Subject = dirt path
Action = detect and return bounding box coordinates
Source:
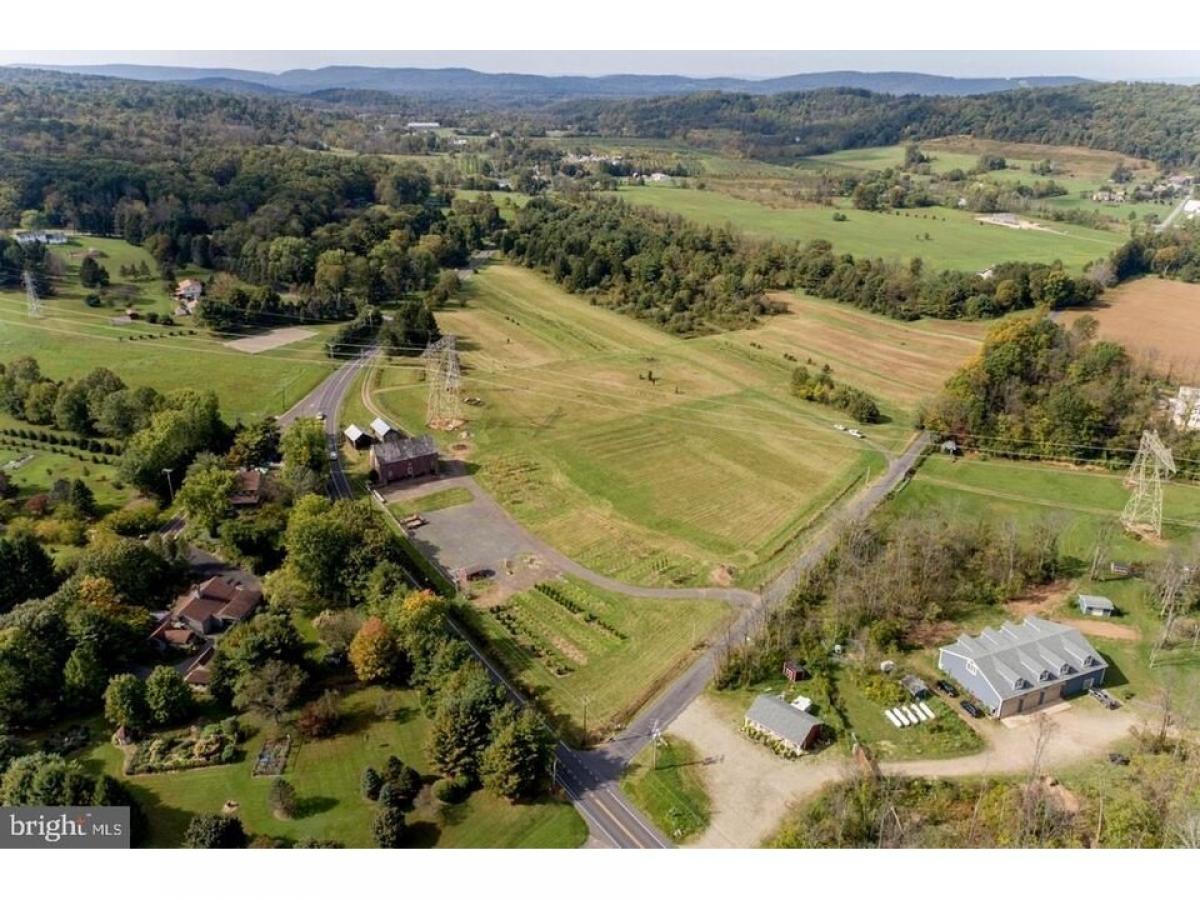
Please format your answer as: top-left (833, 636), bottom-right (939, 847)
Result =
top-left (1072, 618), bottom-right (1140, 640)
top-left (668, 695), bottom-right (847, 849)
top-left (667, 694), bottom-right (1141, 848)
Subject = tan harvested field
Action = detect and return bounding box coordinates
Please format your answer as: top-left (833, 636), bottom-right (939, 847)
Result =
top-left (1064, 277), bottom-right (1200, 381)
top-left (750, 293), bottom-right (987, 410)
top-left (224, 326), bottom-right (317, 354)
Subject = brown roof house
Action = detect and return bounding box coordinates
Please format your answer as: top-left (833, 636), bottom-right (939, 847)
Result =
top-left (150, 576), bottom-right (263, 647)
top-left (230, 468), bottom-right (265, 508)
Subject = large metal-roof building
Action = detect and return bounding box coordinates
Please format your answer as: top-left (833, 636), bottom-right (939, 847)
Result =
top-left (938, 616), bottom-right (1107, 718)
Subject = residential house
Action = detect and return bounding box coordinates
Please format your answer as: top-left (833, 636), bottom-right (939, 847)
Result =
top-left (229, 468), bottom-right (265, 508)
top-left (744, 694), bottom-right (824, 754)
top-left (150, 576), bottom-right (263, 648)
top-left (174, 279), bottom-right (204, 315)
top-left (938, 616), bottom-right (1107, 718)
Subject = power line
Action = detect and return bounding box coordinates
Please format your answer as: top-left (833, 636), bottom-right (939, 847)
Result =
top-left (23, 271), bottom-right (43, 318)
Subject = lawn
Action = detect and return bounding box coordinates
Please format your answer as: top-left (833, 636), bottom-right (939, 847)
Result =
top-left (462, 576), bottom-right (732, 744)
top-left (388, 487), bottom-right (474, 517)
top-left (0, 444), bottom-right (134, 513)
top-left (834, 671), bottom-right (984, 761)
top-left (613, 184), bottom-right (1126, 272)
top-left (890, 454), bottom-right (1200, 562)
top-left (75, 686), bottom-right (586, 848)
top-left (0, 238), bottom-right (336, 422)
top-left (368, 263), bottom-right (898, 588)
top-left (620, 736), bottom-right (711, 844)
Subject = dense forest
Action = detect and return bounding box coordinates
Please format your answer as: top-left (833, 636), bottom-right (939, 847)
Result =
top-left (502, 195), bottom-right (1107, 333)
top-left (549, 82), bottom-right (1200, 167)
top-left (922, 314), bottom-right (1200, 474)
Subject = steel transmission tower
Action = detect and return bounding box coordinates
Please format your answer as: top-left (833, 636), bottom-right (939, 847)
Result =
top-left (23, 271), bottom-right (43, 318)
top-left (422, 335), bottom-right (463, 429)
top-left (1121, 430), bottom-right (1176, 537)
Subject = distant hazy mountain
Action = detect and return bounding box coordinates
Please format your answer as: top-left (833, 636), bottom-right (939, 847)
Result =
top-left (9, 63), bottom-right (1094, 98)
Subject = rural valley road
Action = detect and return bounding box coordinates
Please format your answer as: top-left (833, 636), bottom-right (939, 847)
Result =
top-left (299, 350), bottom-right (930, 847)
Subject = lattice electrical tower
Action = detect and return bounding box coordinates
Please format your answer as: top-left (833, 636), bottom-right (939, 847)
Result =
top-left (23, 271), bottom-right (43, 318)
top-left (422, 335), bottom-right (463, 429)
top-left (1121, 430), bottom-right (1176, 537)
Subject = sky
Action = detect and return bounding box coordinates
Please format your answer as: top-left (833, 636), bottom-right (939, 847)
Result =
top-left (2, 50), bottom-right (1199, 80)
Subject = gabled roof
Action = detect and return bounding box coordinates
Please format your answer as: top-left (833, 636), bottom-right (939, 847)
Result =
top-left (344, 424), bottom-right (367, 443)
top-left (1078, 594), bottom-right (1115, 611)
top-left (373, 434), bottom-right (438, 464)
top-left (745, 694), bottom-right (823, 745)
top-left (370, 417), bottom-right (397, 439)
top-left (940, 616), bottom-right (1105, 702)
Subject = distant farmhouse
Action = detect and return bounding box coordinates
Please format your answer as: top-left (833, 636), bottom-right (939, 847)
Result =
top-left (14, 230), bottom-right (68, 245)
top-left (406, 121), bottom-right (440, 130)
top-left (938, 616), bottom-right (1107, 718)
top-left (744, 693), bottom-right (825, 754)
top-left (1169, 386), bottom-right (1200, 432)
top-left (174, 278), bottom-right (204, 315)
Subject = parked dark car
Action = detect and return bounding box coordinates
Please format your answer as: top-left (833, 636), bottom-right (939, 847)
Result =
top-left (935, 679), bottom-right (958, 697)
top-left (1108, 752), bottom-right (1130, 766)
top-left (960, 700), bottom-right (983, 719)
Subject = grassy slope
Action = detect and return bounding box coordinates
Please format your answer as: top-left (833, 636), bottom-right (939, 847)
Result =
top-left (614, 184), bottom-right (1125, 272)
top-left (370, 264), bottom-right (900, 588)
top-left (76, 686), bottom-right (586, 848)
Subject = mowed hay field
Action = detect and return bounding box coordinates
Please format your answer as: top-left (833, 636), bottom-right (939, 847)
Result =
top-left (1063, 278), bottom-right (1200, 382)
top-left (612, 184), bottom-right (1124, 271)
top-left (370, 264), bottom-right (955, 588)
top-left (0, 237), bottom-right (335, 421)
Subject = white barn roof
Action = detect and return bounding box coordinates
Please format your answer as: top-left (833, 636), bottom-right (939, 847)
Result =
top-left (370, 417), bottom-right (397, 439)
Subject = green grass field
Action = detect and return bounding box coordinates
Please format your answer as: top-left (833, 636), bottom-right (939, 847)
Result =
top-left (804, 138), bottom-right (1169, 222)
top-left (613, 184), bottom-right (1125, 272)
top-left (75, 686), bottom-right (586, 848)
top-left (891, 455), bottom-right (1200, 562)
top-left (369, 263), bottom-right (909, 588)
top-left (463, 576), bottom-right (731, 743)
top-left (388, 487), bottom-right (474, 517)
top-left (0, 444), bottom-right (133, 512)
top-left (620, 736), bottom-right (711, 843)
top-left (0, 236), bottom-right (335, 422)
